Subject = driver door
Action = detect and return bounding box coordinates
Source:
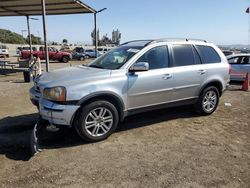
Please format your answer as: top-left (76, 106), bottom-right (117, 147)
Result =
top-left (127, 45), bottom-right (174, 110)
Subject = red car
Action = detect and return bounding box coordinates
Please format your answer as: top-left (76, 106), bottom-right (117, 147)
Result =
top-left (21, 47), bottom-right (72, 63)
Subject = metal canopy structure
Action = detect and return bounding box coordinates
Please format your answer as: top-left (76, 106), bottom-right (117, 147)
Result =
top-left (0, 0), bottom-right (97, 72)
top-left (0, 0), bottom-right (96, 16)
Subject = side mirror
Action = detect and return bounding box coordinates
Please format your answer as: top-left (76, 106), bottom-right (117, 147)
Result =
top-left (129, 62), bottom-right (149, 72)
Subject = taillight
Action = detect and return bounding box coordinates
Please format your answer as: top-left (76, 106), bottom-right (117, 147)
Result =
top-left (229, 64), bottom-right (232, 75)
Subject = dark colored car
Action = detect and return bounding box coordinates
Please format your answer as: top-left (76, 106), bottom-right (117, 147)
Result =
top-left (72, 52), bottom-right (85, 61)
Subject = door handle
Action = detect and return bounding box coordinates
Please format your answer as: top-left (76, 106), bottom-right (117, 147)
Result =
top-left (198, 69), bottom-right (206, 75)
top-left (162, 73), bottom-right (172, 80)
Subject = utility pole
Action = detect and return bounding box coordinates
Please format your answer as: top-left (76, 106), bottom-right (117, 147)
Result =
top-left (94, 8), bottom-right (107, 57)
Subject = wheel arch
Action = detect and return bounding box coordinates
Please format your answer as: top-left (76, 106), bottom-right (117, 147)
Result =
top-left (76, 92), bottom-right (125, 122)
top-left (199, 80), bottom-right (223, 96)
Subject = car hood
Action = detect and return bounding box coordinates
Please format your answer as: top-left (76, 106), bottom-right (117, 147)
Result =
top-left (36, 65), bottom-right (111, 88)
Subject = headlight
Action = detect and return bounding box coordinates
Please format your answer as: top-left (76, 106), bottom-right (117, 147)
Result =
top-left (43, 86), bottom-right (66, 102)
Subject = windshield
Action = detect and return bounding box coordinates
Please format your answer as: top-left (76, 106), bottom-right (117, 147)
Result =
top-left (88, 45), bottom-right (143, 70)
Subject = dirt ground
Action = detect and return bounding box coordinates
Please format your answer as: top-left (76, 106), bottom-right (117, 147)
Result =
top-left (0, 61), bottom-right (249, 188)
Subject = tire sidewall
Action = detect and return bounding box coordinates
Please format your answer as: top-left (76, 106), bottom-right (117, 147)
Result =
top-left (62, 56), bottom-right (69, 63)
top-left (198, 86), bottom-right (219, 115)
top-left (75, 101), bottom-right (119, 142)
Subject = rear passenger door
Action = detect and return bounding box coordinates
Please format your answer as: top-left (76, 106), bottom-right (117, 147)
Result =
top-left (171, 44), bottom-right (206, 100)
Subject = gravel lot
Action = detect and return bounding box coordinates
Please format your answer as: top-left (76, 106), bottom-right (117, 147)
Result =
top-left (0, 61), bottom-right (249, 188)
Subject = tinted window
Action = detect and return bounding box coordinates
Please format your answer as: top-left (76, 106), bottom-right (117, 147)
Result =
top-left (228, 57), bottom-right (239, 64)
top-left (241, 57), bottom-right (250, 64)
top-left (172, 44), bottom-right (195, 67)
top-left (136, 46), bottom-right (169, 70)
top-left (196, 45), bottom-right (221, 64)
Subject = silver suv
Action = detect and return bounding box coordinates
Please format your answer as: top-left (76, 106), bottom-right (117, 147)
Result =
top-left (30, 39), bottom-right (230, 142)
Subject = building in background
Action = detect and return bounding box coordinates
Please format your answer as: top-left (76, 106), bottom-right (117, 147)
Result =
top-left (91, 29), bottom-right (121, 46)
top-left (112, 29), bottom-right (121, 45)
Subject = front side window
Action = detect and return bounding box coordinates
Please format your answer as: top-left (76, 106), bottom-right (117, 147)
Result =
top-left (136, 46), bottom-right (169, 70)
top-left (88, 45), bottom-right (143, 70)
top-left (196, 45), bottom-right (221, 64)
top-left (172, 44), bottom-right (196, 67)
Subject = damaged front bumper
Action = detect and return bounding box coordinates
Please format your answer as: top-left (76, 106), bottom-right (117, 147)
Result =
top-left (30, 86), bottom-right (80, 127)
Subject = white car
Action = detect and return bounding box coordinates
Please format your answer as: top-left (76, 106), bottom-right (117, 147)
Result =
top-left (227, 54), bottom-right (250, 81)
top-left (97, 47), bottom-right (109, 55)
top-left (0, 45), bottom-right (9, 58)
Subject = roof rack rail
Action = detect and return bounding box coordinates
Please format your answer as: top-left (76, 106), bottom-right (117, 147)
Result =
top-left (186, 38), bottom-right (207, 43)
top-left (149, 38), bottom-right (207, 44)
top-left (120, 40), bottom-right (154, 47)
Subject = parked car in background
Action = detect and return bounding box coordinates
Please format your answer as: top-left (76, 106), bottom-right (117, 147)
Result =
top-left (227, 54), bottom-right (250, 81)
top-left (222, 50), bottom-right (234, 56)
top-left (21, 46), bottom-right (72, 63)
top-left (73, 47), bottom-right (85, 54)
top-left (0, 44), bottom-right (9, 57)
top-left (97, 47), bottom-right (109, 55)
top-left (30, 39), bottom-right (230, 142)
top-left (84, 49), bottom-right (100, 58)
top-left (72, 52), bottom-right (85, 61)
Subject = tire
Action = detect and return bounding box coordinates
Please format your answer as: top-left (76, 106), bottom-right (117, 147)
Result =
top-left (85, 55), bottom-right (90, 59)
top-left (195, 86), bottom-right (219, 115)
top-left (61, 56), bottom-right (70, 63)
top-left (79, 56), bottom-right (85, 61)
top-left (75, 100), bottom-right (119, 142)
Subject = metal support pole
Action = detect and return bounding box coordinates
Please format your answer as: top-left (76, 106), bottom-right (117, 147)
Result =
top-left (41, 0), bottom-right (49, 72)
top-left (26, 15), bottom-right (33, 60)
top-left (94, 13), bottom-right (98, 57)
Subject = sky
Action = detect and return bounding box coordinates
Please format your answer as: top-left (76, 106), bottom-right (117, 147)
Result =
top-left (0, 0), bottom-right (250, 45)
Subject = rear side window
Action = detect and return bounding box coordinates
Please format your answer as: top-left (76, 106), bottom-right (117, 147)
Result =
top-left (172, 44), bottom-right (196, 67)
top-left (196, 45), bottom-right (221, 64)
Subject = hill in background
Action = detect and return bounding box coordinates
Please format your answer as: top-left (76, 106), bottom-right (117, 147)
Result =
top-left (0, 29), bottom-right (26, 44)
top-left (0, 28), bottom-right (41, 45)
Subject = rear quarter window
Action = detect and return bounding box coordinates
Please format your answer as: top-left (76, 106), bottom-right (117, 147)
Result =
top-left (196, 45), bottom-right (221, 64)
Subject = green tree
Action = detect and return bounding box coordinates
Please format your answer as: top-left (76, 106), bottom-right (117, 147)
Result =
top-left (0, 29), bottom-right (27, 44)
top-left (62, 39), bottom-right (68, 44)
top-left (26, 34), bottom-right (42, 45)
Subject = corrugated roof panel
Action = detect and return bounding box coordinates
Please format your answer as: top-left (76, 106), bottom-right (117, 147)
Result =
top-left (0, 0), bottom-right (96, 16)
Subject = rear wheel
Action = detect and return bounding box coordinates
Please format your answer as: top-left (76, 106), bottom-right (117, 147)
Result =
top-left (195, 86), bottom-right (219, 115)
top-left (75, 100), bottom-right (119, 142)
top-left (85, 55), bottom-right (90, 59)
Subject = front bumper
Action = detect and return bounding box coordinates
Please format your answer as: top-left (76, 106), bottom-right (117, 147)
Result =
top-left (30, 86), bottom-right (80, 126)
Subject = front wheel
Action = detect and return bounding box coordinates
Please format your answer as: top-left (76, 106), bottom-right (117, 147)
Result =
top-left (195, 86), bottom-right (219, 115)
top-left (75, 100), bottom-right (119, 142)
top-left (61, 56), bottom-right (70, 63)
top-left (79, 56), bottom-right (85, 61)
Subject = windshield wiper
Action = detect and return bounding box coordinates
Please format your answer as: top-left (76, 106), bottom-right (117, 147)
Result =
top-left (89, 65), bottom-right (104, 69)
